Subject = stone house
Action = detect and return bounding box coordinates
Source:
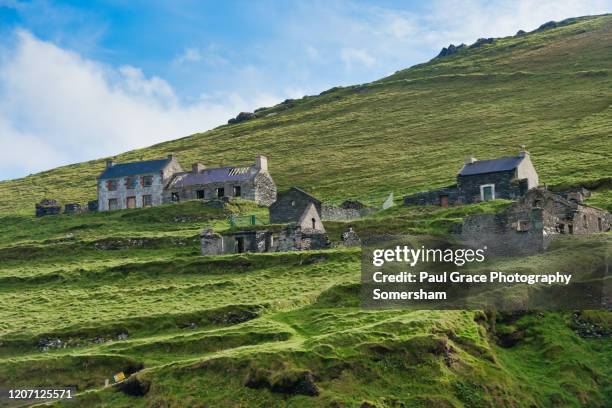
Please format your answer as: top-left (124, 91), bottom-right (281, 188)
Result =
top-left (164, 156), bottom-right (276, 206)
top-left (269, 187), bottom-right (322, 224)
top-left (97, 155), bottom-right (183, 211)
top-left (459, 188), bottom-right (610, 256)
top-left (404, 147), bottom-right (539, 206)
top-left (201, 201), bottom-right (328, 255)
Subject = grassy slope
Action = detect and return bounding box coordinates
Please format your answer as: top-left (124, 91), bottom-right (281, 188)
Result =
top-left (0, 15), bottom-right (611, 213)
top-left (0, 13), bottom-right (610, 408)
top-left (0, 200), bottom-right (609, 407)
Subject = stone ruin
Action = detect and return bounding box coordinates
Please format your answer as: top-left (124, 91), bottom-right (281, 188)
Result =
top-left (64, 203), bottom-right (83, 215)
top-left (321, 200), bottom-right (374, 221)
top-left (87, 200), bottom-right (99, 212)
top-left (35, 199), bottom-right (61, 217)
top-left (340, 226), bottom-right (360, 247)
top-left (201, 224), bottom-right (329, 256)
top-left (458, 188), bottom-right (610, 256)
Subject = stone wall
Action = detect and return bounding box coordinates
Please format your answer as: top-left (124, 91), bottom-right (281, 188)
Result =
top-left (64, 203), bottom-right (82, 215)
top-left (164, 170), bottom-right (276, 206)
top-left (253, 172), bottom-right (277, 206)
top-left (200, 229), bottom-right (224, 255)
top-left (165, 179), bottom-right (256, 203)
top-left (403, 186), bottom-right (459, 206)
top-left (459, 189), bottom-right (610, 256)
top-left (460, 209), bottom-right (548, 256)
top-left (457, 171), bottom-right (524, 202)
top-left (35, 199), bottom-right (61, 217)
top-left (201, 225), bottom-right (329, 255)
top-left (321, 200), bottom-right (373, 221)
top-left (98, 172), bottom-right (165, 211)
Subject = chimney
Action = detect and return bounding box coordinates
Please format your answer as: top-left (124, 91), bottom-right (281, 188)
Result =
top-left (167, 153), bottom-right (175, 161)
top-left (255, 155), bottom-right (268, 171)
top-left (192, 163), bottom-right (205, 173)
top-left (464, 155), bottom-right (477, 165)
top-left (518, 145), bottom-right (529, 157)
top-left (106, 160), bottom-right (115, 168)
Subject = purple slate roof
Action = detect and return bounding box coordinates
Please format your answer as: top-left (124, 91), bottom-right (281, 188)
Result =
top-left (458, 156), bottom-right (524, 176)
top-left (98, 158), bottom-right (170, 179)
top-left (169, 165), bottom-right (257, 188)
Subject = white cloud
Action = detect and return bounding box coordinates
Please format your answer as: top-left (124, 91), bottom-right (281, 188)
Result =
top-left (175, 47), bottom-right (202, 64)
top-left (174, 46), bottom-right (229, 67)
top-left (0, 31), bottom-right (286, 180)
top-left (340, 47), bottom-right (376, 69)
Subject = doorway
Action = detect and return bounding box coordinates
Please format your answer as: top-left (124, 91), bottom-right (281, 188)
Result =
top-left (480, 184), bottom-right (495, 201)
top-left (439, 195), bottom-right (449, 207)
top-left (236, 236), bottom-right (245, 253)
top-left (126, 196), bottom-right (136, 209)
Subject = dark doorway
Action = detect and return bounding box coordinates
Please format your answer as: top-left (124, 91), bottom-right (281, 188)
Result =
top-left (217, 187), bottom-right (225, 198)
top-left (171, 192), bottom-right (180, 202)
top-left (236, 237), bottom-right (245, 253)
top-left (233, 186), bottom-right (241, 197)
top-left (439, 195), bottom-right (449, 207)
top-left (196, 190), bottom-right (205, 199)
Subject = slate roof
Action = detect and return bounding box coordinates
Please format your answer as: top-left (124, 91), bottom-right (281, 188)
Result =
top-left (458, 156), bottom-right (524, 176)
top-left (99, 158), bottom-right (170, 179)
top-left (168, 166), bottom-right (256, 188)
top-left (284, 187), bottom-right (321, 204)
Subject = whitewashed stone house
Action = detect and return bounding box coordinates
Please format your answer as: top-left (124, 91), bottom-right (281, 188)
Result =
top-left (97, 155), bottom-right (182, 211)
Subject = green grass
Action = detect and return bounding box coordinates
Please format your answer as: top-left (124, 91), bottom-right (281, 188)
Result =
top-left (0, 13), bottom-right (610, 408)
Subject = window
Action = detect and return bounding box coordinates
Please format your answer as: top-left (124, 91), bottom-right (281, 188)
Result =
top-left (106, 180), bottom-right (118, 191)
top-left (108, 198), bottom-right (118, 210)
top-left (582, 214), bottom-right (588, 228)
top-left (216, 187), bottom-right (225, 198)
top-left (142, 175), bottom-right (153, 187)
top-left (480, 184), bottom-right (495, 201)
top-left (568, 224), bottom-right (574, 235)
top-left (196, 190), bottom-right (205, 199)
top-left (233, 186), bottom-right (242, 197)
top-left (142, 195), bottom-right (152, 207)
top-left (598, 218), bottom-right (603, 232)
top-left (126, 177), bottom-right (138, 189)
top-left (312, 218), bottom-right (316, 229)
top-left (171, 192), bottom-right (180, 202)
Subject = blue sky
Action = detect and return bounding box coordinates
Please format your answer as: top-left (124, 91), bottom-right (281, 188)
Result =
top-left (0, 0), bottom-right (610, 180)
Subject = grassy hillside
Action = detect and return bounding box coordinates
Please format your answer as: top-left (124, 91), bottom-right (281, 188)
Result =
top-left (0, 201), bottom-right (610, 407)
top-left (0, 14), bottom-right (611, 214)
top-left (0, 13), bottom-right (610, 408)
